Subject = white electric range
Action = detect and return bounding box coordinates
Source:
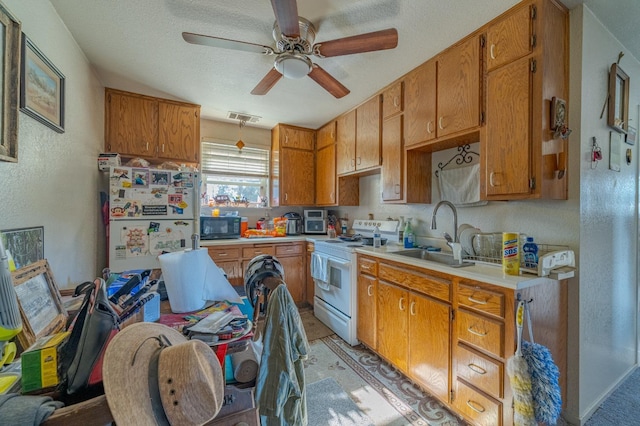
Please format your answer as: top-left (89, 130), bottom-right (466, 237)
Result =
top-left (311, 219), bottom-right (400, 345)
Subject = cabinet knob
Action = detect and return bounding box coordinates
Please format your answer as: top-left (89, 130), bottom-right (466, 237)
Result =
top-left (399, 297), bottom-right (406, 311)
top-left (410, 301), bottom-right (416, 316)
top-left (427, 121), bottom-right (433, 134)
top-left (367, 285), bottom-right (373, 296)
top-left (438, 116), bottom-right (445, 130)
top-left (490, 43), bottom-right (496, 60)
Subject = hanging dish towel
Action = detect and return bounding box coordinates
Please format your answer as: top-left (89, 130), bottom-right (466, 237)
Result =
top-left (310, 252), bottom-right (329, 283)
top-left (437, 164), bottom-right (487, 207)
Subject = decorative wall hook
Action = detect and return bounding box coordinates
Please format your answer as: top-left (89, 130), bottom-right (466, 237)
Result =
top-left (592, 137), bottom-right (602, 169)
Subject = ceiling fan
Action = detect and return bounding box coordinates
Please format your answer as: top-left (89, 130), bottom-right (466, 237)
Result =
top-left (182, 0), bottom-right (398, 99)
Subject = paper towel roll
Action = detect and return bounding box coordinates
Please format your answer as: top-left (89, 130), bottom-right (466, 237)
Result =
top-left (231, 348), bottom-right (258, 383)
top-left (159, 248), bottom-right (242, 313)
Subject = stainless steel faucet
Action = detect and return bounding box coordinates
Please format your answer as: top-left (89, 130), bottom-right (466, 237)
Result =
top-left (431, 200), bottom-right (458, 243)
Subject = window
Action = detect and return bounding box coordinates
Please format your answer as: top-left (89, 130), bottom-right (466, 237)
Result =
top-left (200, 139), bottom-right (269, 208)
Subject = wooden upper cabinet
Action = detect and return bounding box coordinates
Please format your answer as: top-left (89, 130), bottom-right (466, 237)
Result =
top-left (355, 95), bottom-right (382, 171)
top-left (336, 110), bottom-right (356, 175)
top-left (271, 124), bottom-right (315, 206)
top-left (105, 90), bottom-right (158, 157)
top-left (436, 36), bottom-right (481, 138)
top-left (381, 114), bottom-right (403, 202)
top-left (104, 88), bottom-right (200, 163)
top-left (316, 121), bottom-right (337, 206)
top-left (382, 81), bottom-right (403, 119)
top-left (282, 126), bottom-right (315, 150)
top-left (485, 57), bottom-right (531, 197)
top-left (486, 4), bottom-right (533, 71)
top-left (158, 103), bottom-right (199, 162)
top-left (404, 59), bottom-right (436, 147)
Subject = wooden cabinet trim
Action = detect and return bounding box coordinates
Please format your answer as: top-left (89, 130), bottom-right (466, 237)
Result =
top-left (378, 261), bottom-right (451, 302)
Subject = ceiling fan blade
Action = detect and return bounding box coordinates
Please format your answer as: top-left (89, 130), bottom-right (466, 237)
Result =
top-left (182, 32), bottom-right (274, 55)
top-left (271, 0), bottom-right (300, 38)
top-left (308, 64), bottom-right (350, 99)
top-left (314, 28), bottom-right (398, 58)
top-left (251, 68), bottom-right (283, 95)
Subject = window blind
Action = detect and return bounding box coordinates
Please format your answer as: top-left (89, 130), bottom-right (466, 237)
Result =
top-left (200, 141), bottom-right (269, 177)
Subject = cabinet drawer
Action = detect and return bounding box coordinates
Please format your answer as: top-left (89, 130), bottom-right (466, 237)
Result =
top-left (458, 283), bottom-right (505, 319)
top-left (276, 243), bottom-right (303, 257)
top-left (208, 247), bottom-right (241, 261)
top-left (456, 343), bottom-right (503, 399)
top-left (457, 309), bottom-right (504, 357)
top-left (453, 380), bottom-right (502, 426)
top-left (242, 246), bottom-right (275, 258)
top-left (358, 258), bottom-right (378, 276)
top-left (379, 263), bottom-right (450, 302)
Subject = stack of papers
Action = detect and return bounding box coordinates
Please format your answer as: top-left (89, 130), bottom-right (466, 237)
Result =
top-left (188, 311), bottom-right (236, 334)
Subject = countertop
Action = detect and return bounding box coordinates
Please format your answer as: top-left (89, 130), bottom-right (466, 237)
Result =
top-left (200, 236), bottom-right (560, 291)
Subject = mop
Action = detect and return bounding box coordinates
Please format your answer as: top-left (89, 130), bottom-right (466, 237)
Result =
top-left (506, 300), bottom-right (536, 426)
top-left (522, 301), bottom-right (562, 425)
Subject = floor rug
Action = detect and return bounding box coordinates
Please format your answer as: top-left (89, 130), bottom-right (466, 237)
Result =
top-left (307, 377), bottom-right (374, 426)
top-left (300, 309), bottom-right (335, 342)
top-left (584, 368), bottom-right (640, 425)
top-left (305, 335), bottom-right (466, 426)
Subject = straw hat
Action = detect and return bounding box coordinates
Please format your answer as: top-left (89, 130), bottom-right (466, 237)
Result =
top-left (103, 322), bottom-right (224, 426)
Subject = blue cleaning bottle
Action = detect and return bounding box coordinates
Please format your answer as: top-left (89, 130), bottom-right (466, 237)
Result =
top-left (403, 218), bottom-right (414, 248)
top-left (522, 236), bottom-right (539, 268)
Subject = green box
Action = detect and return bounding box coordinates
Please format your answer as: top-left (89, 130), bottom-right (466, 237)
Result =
top-left (21, 332), bottom-right (69, 394)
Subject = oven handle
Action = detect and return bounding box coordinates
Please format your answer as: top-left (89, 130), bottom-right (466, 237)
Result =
top-left (327, 258), bottom-right (351, 268)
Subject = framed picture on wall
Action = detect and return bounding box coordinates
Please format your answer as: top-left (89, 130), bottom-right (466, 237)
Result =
top-left (20, 35), bottom-right (65, 133)
top-left (0, 3), bottom-right (21, 163)
top-left (608, 63), bottom-right (630, 134)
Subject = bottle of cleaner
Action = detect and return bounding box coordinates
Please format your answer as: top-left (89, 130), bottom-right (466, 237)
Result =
top-left (403, 218), bottom-right (414, 248)
top-left (398, 216), bottom-right (405, 244)
top-left (373, 225), bottom-right (381, 248)
top-left (522, 236), bottom-right (539, 268)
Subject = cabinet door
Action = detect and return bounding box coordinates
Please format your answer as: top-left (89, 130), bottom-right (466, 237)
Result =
top-left (158, 103), bottom-right (200, 162)
top-left (336, 110), bottom-right (356, 175)
top-left (409, 292), bottom-right (451, 402)
top-left (382, 81), bottom-right (403, 119)
top-left (207, 247), bottom-right (242, 287)
top-left (486, 4), bottom-right (532, 71)
top-left (357, 273), bottom-right (377, 349)
top-left (278, 253), bottom-right (305, 304)
top-left (404, 60), bottom-right (436, 147)
top-left (105, 90), bottom-right (157, 156)
top-left (281, 148), bottom-right (315, 205)
top-left (381, 114), bottom-right (403, 201)
top-left (437, 36), bottom-right (481, 137)
top-left (282, 126), bottom-right (315, 150)
top-left (316, 122), bottom-right (336, 205)
top-left (377, 281), bottom-right (408, 373)
top-left (356, 96), bottom-right (381, 170)
top-left (485, 57), bottom-right (531, 197)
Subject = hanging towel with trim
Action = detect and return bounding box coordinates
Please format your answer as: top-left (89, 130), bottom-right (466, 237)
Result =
top-left (437, 164), bottom-right (487, 207)
top-left (310, 252), bottom-right (329, 282)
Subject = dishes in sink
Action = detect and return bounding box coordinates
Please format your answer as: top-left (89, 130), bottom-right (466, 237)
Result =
top-left (459, 226), bottom-right (480, 256)
top-left (456, 223), bottom-right (474, 242)
top-left (338, 234), bottom-right (361, 242)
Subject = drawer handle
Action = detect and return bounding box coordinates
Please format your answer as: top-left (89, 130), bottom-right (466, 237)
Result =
top-left (468, 363), bottom-right (487, 375)
top-left (361, 264), bottom-right (372, 271)
top-left (218, 253), bottom-right (228, 257)
top-left (410, 301), bottom-right (416, 316)
top-left (393, 96), bottom-right (399, 107)
top-left (438, 116), bottom-right (444, 130)
top-left (490, 43), bottom-right (496, 60)
top-left (367, 285), bottom-right (373, 296)
top-left (399, 297), bottom-right (406, 311)
top-left (467, 326), bottom-right (488, 337)
top-left (466, 400), bottom-right (486, 413)
top-left (427, 121), bottom-right (433, 134)
top-left (468, 295), bottom-right (488, 305)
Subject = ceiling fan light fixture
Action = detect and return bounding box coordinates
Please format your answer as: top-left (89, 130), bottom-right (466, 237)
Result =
top-left (274, 53), bottom-right (312, 79)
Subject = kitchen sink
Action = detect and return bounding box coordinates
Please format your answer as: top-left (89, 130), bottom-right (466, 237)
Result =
top-left (393, 249), bottom-right (474, 268)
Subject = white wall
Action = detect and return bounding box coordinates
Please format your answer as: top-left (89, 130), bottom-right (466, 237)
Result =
top-left (0, 0), bottom-right (104, 288)
top-left (573, 5), bottom-right (640, 424)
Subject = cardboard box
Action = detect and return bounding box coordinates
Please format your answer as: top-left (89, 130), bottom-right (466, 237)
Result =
top-left (98, 153), bottom-right (121, 171)
top-left (21, 332), bottom-right (70, 393)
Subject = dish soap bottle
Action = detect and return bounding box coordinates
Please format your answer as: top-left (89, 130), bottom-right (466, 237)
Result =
top-left (403, 218), bottom-right (414, 248)
top-left (522, 236), bottom-right (538, 268)
top-left (373, 225), bottom-right (381, 248)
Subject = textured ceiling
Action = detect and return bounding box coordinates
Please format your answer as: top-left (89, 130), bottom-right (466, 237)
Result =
top-left (49, 0), bottom-right (640, 130)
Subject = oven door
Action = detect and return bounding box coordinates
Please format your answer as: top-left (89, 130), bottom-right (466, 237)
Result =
top-left (313, 255), bottom-right (351, 316)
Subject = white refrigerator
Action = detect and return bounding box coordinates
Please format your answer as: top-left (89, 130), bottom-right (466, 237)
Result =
top-left (108, 166), bottom-right (200, 272)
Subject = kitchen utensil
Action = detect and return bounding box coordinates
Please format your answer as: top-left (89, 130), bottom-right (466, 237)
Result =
top-left (507, 300), bottom-right (536, 426)
top-left (361, 237), bottom-right (387, 246)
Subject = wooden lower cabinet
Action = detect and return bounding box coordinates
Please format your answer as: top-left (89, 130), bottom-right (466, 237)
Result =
top-left (207, 241), bottom-right (306, 304)
top-left (357, 254), bottom-right (567, 426)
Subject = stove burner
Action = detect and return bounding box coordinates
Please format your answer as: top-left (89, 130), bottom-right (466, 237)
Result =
top-left (347, 244), bottom-right (363, 248)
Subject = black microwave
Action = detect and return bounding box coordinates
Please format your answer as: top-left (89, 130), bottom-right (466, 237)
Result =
top-left (200, 216), bottom-right (241, 240)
